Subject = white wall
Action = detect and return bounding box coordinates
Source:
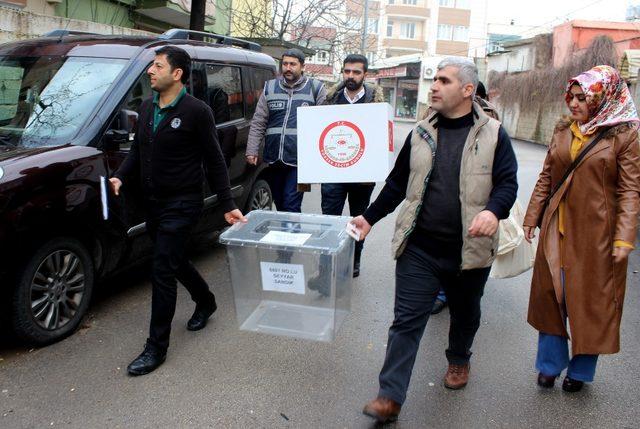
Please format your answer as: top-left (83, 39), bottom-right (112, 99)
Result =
top-left (467, 0), bottom-right (488, 58)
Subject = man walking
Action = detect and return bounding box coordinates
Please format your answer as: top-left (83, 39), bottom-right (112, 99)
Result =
top-left (110, 46), bottom-right (246, 376)
top-left (321, 54), bottom-right (383, 277)
top-left (246, 48), bottom-right (327, 212)
top-left (351, 57), bottom-right (518, 423)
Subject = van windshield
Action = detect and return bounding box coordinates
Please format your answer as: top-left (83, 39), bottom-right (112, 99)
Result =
top-left (0, 56), bottom-right (127, 148)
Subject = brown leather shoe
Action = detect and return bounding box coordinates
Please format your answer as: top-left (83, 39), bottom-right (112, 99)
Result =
top-left (444, 363), bottom-right (470, 390)
top-left (362, 396), bottom-right (401, 423)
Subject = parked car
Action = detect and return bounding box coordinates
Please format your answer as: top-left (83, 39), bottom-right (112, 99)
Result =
top-left (0, 29), bottom-right (276, 345)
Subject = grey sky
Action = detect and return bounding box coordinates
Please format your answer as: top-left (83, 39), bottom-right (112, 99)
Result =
top-left (487, 0), bottom-right (632, 36)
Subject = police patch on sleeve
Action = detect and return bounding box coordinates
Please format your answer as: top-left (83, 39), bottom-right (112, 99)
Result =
top-left (171, 118), bottom-right (181, 129)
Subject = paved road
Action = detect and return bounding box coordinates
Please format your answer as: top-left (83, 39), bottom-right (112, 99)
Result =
top-left (1, 129), bottom-right (639, 428)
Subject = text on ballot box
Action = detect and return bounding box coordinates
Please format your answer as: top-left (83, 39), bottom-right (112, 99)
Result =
top-left (218, 210), bottom-right (355, 342)
top-left (297, 102), bottom-right (394, 183)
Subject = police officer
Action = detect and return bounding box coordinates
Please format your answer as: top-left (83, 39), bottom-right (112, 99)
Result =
top-left (246, 48), bottom-right (327, 212)
top-left (110, 46), bottom-right (246, 376)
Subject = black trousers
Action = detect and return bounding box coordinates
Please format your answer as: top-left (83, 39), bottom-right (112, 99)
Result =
top-left (320, 182), bottom-right (375, 263)
top-left (378, 239), bottom-right (490, 405)
top-left (144, 199), bottom-right (215, 353)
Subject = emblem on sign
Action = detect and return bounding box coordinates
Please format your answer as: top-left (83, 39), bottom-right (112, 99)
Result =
top-left (318, 121), bottom-right (365, 168)
top-left (171, 118), bottom-right (181, 129)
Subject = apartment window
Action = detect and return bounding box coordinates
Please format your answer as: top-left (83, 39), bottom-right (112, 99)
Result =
top-left (387, 20), bottom-right (394, 37)
top-left (311, 51), bottom-right (329, 64)
top-left (400, 22), bottom-right (416, 39)
top-left (366, 51), bottom-right (375, 65)
top-left (388, 0), bottom-right (394, 4)
top-left (368, 18), bottom-right (379, 34)
top-left (455, 0), bottom-right (470, 8)
top-left (439, 0), bottom-right (454, 6)
top-left (453, 25), bottom-right (469, 41)
top-left (402, 0), bottom-right (417, 4)
top-left (437, 24), bottom-right (452, 40)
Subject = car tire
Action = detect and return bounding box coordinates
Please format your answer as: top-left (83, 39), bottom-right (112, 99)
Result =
top-left (11, 237), bottom-right (94, 346)
top-left (245, 179), bottom-right (273, 212)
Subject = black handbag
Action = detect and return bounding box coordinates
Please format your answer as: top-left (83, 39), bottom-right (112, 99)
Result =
top-left (536, 129), bottom-right (607, 228)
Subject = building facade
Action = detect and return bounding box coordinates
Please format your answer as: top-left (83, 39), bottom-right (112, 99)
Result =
top-left (0, 0), bottom-right (229, 40)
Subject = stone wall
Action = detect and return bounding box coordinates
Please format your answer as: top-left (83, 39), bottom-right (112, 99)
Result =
top-left (495, 100), bottom-right (566, 145)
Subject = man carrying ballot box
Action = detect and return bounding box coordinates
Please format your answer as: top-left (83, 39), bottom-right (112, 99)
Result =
top-left (351, 57), bottom-right (518, 423)
top-left (320, 54), bottom-right (384, 277)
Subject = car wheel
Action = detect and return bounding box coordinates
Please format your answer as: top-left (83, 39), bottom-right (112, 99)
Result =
top-left (245, 179), bottom-right (273, 212)
top-left (11, 237), bottom-right (94, 346)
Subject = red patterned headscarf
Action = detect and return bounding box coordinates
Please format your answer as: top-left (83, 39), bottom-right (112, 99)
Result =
top-left (566, 65), bottom-right (639, 135)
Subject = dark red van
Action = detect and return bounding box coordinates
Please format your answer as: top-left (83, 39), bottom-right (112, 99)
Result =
top-left (0, 29), bottom-right (275, 345)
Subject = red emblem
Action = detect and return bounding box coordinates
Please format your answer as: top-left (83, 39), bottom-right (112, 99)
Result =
top-left (318, 121), bottom-right (365, 168)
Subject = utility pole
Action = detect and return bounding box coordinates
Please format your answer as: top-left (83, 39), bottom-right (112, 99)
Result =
top-left (190, 0), bottom-right (207, 32)
top-left (361, 0), bottom-right (369, 54)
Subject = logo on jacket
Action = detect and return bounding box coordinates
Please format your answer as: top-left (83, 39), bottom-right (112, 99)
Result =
top-left (171, 118), bottom-right (181, 129)
top-left (318, 121), bottom-right (365, 168)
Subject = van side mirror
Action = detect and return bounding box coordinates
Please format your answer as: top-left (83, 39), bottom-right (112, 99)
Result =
top-left (103, 129), bottom-right (129, 151)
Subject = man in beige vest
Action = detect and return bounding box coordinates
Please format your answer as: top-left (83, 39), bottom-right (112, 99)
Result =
top-left (351, 57), bottom-right (518, 423)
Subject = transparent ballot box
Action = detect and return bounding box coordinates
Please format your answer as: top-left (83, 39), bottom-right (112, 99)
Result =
top-left (219, 210), bottom-right (354, 342)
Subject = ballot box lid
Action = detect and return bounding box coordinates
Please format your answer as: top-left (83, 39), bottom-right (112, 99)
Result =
top-left (219, 210), bottom-right (353, 254)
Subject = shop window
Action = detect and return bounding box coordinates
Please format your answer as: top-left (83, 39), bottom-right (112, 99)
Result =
top-left (395, 79), bottom-right (418, 119)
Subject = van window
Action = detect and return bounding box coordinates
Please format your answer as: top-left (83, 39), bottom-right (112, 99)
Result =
top-left (246, 67), bottom-right (274, 117)
top-left (205, 64), bottom-right (243, 124)
top-left (0, 56), bottom-right (127, 148)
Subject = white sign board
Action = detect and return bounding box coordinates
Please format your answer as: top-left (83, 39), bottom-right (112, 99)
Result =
top-left (297, 103), bottom-right (394, 183)
top-left (260, 262), bottom-right (306, 295)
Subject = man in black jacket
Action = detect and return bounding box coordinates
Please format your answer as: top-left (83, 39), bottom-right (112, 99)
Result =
top-left (110, 46), bottom-right (246, 376)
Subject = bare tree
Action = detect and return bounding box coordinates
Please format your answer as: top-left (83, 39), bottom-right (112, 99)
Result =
top-left (224, 0), bottom-right (381, 64)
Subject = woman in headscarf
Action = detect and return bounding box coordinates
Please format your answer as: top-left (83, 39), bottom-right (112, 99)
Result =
top-left (523, 65), bottom-right (640, 392)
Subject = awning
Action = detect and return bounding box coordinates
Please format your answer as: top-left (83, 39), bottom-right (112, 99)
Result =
top-left (620, 49), bottom-right (640, 82)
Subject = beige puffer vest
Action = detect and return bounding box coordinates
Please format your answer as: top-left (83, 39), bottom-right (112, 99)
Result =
top-left (391, 103), bottom-right (502, 270)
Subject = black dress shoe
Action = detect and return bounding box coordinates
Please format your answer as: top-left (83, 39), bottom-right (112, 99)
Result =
top-left (353, 260), bottom-right (361, 278)
top-left (431, 298), bottom-right (447, 315)
top-left (127, 347), bottom-right (166, 376)
top-left (562, 376), bottom-right (584, 392)
top-left (187, 300), bottom-right (217, 331)
top-left (537, 373), bottom-right (557, 388)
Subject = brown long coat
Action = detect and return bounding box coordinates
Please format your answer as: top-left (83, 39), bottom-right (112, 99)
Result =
top-left (523, 120), bottom-right (640, 355)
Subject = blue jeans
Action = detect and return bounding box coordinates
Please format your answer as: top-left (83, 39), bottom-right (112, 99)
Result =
top-left (536, 333), bottom-right (598, 382)
top-left (321, 182), bottom-right (375, 263)
top-left (266, 162), bottom-right (303, 213)
top-left (535, 268), bottom-right (598, 382)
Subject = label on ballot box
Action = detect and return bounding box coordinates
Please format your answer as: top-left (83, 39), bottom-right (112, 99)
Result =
top-left (297, 103), bottom-right (394, 183)
top-left (260, 262), bottom-right (306, 295)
